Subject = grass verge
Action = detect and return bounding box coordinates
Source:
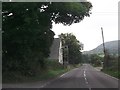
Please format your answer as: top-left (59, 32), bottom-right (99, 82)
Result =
top-left (91, 64), bottom-right (119, 79)
top-left (102, 69), bottom-right (120, 79)
top-left (3, 61), bottom-right (81, 83)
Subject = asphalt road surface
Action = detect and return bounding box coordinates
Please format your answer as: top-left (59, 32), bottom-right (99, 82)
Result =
top-left (2, 64), bottom-right (119, 90)
top-left (43, 64), bottom-right (118, 88)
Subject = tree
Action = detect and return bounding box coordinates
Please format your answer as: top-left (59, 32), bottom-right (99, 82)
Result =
top-left (2, 3), bottom-right (55, 76)
top-left (82, 54), bottom-right (90, 63)
top-left (2, 2), bottom-right (92, 76)
top-left (90, 54), bottom-right (103, 66)
top-left (59, 33), bottom-right (83, 64)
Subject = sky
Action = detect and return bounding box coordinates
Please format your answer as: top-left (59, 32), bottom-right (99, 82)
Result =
top-left (52, 0), bottom-right (119, 51)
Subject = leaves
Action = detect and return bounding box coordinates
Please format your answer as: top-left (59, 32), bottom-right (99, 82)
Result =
top-left (59, 33), bottom-right (83, 64)
top-left (2, 2), bottom-right (92, 77)
top-left (48, 2), bottom-right (92, 25)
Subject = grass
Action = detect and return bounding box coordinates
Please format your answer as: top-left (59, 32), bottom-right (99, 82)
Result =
top-left (31, 68), bottom-right (69, 81)
top-left (102, 69), bottom-right (119, 79)
top-left (33, 63), bottom-right (82, 81)
top-left (3, 60), bottom-right (80, 83)
top-left (91, 63), bottom-right (119, 79)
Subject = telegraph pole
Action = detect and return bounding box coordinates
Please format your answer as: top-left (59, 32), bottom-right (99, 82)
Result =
top-left (65, 45), bottom-right (69, 67)
top-left (101, 27), bottom-right (106, 55)
top-left (101, 27), bottom-right (106, 69)
top-left (63, 45), bottom-right (69, 68)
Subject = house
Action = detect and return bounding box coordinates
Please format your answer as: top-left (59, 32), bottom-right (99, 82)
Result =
top-left (48, 38), bottom-right (63, 64)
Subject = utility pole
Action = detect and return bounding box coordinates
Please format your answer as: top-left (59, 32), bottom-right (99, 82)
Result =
top-left (63, 45), bottom-right (69, 68)
top-left (65, 45), bottom-right (69, 67)
top-left (101, 27), bottom-right (106, 69)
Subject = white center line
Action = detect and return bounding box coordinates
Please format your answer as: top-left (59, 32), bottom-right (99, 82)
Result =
top-left (83, 70), bottom-right (89, 85)
top-left (84, 70), bottom-right (86, 77)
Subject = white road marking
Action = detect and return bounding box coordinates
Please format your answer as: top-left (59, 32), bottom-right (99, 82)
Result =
top-left (60, 68), bottom-right (79, 78)
top-left (84, 77), bottom-right (88, 84)
top-left (84, 73), bottom-right (86, 77)
top-left (83, 70), bottom-right (89, 85)
top-left (84, 70), bottom-right (86, 74)
top-left (86, 81), bottom-right (88, 84)
top-left (85, 77), bottom-right (87, 80)
top-left (83, 69), bottom-right (91, 90)
top-left (41, 67), bottom-right (81, 87)
top-left (40, 82), bottom-right (50, 88)
top-left (84, 70), bottom-right (86, 77)
top-left (60, 74), bottom-right (66, 77)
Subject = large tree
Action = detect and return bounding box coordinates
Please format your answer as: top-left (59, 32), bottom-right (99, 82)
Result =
top-left (2, 2), bottom-right (92, 75)
top-left (59, 33), bottom-right (83, 64)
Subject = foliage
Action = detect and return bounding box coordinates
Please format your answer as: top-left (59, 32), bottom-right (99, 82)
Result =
top-left (102, 55), bottom-right (119, 79)
top-left (90, 54), bottom-right (103, 66)
top-left (3, 60), bottom-right (67, 83)
top-left (82, 54), bottom-right (90, 63)
top-left (59, 33), bottom-right (83, 64)
top-left (48, 2), bottom-right (92, 25)
top-left (2, 2), bottom-right (92, 78)
top-left (2, 2), bottom-right (55, 76)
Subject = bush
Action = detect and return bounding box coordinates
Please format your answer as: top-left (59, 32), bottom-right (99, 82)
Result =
top-left (46, 60), bottom-right (64, 70)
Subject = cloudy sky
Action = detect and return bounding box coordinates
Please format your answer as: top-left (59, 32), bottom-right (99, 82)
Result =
top-left (52, 0), bottom-right (119, 51)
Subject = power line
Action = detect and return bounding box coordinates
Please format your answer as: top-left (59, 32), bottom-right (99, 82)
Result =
top-left (91, 12), bottom-right (118, 14)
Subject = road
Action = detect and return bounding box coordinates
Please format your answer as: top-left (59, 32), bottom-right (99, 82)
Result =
top-left (43, 64), bottom-right (118, 88)
top-left (2, 64), bottom-right (119, 89)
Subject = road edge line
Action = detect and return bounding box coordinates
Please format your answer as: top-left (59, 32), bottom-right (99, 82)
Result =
top-left (102, 72), bottom-right (119, 80)
top-left (95, 68), bottom-right (119, 80)
top-left (41, 67), bottom-right (81, 87)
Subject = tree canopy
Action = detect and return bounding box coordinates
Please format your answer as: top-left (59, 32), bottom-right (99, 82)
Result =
top-left (59, 33), bottom-right (83, 64)
top-left (2, 2), bottom-right (92, 76)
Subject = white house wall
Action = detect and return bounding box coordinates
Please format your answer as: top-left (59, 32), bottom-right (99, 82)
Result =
top-left (59, 40), bottom-right (63, 64)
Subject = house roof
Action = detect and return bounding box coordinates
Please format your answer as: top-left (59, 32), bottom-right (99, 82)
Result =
top-left (49, 38), bottom-right (61, 60)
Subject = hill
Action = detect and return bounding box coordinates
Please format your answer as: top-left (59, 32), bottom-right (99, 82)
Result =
top-left (83, 40), bottom-right (119, 55)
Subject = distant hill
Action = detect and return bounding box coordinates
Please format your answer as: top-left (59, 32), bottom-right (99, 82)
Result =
top-left (83, 40), bottom-right (119, 55)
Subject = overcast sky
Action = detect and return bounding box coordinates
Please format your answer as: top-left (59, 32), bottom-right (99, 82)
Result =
top-left (52, 0), bottom-right (119, 51)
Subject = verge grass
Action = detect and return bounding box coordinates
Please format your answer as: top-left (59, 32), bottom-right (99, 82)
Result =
top-left (3, 60), bottom-right (81, 83)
